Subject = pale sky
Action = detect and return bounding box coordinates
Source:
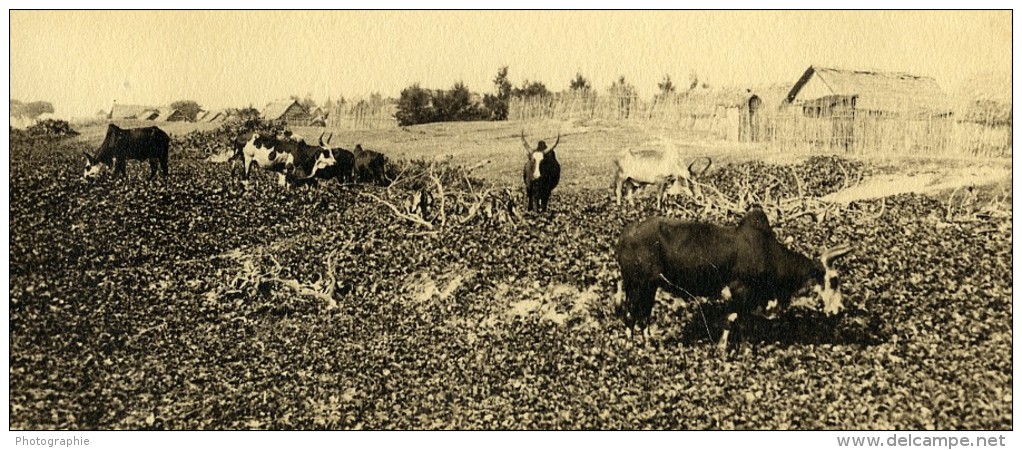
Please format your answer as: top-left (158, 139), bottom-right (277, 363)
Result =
top-left (9, 10), bottom-right (1013, 118)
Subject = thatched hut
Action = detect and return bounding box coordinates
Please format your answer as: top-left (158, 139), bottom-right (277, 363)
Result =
top-left (108, 104), bottom-right (158, 120)
top-left (782, 66), bottom-right (951, 118)
top-left (670, 85), bottom-right (789, 142)
top-left (154, 108), bottom-right (189, 122)
top-left (262, 100), bottom-right (310, 125)
top-left (771, 66), bottom-right (955, 153)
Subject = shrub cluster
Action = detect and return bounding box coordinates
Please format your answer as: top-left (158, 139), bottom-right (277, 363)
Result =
top-left (396, 83), bottom-right (490, 126)
top-left (172, 118), bottom-right (288, 158)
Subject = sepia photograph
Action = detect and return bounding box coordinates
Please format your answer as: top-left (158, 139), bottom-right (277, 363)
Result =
top-left (6, 6), bottom-right (1014, 441)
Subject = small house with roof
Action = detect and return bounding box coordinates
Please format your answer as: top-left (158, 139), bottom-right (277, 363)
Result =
top-left (782, 66), bottom-right (951, 118)
top-left (262, 100), bottom-right (310, 124)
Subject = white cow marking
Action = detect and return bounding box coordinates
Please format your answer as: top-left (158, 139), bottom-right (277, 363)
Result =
top-left (530, 151), bottom-right (544, 180)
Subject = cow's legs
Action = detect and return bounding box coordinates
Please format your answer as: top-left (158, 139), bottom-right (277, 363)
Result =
top-left (615, 176), bottom-right (625, 205)
top-left (540, 190), bottom-right (552, 212)
top-left (657, 177), bottom-right (675, 211)
top-left (148, 159), bottom-right (159, 180)
top-left (718, 286), bottom-right (764, 353)
top-left (114, 158), bottom-right (127, 179)
top-left (717, 312), bottom-right (739, 354)
top-left (160, 156), bottom-right (169, 177)
top-left (622, 280), bottom-right (657, 342)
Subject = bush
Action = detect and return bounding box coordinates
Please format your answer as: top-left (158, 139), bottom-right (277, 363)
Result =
top-left (396, 84), bottom-right (436, 126)
top-left (384, 157), bottom-right (485, 192)
top-left (26, 119), bottom-right (79, 138)
top-left (397, 82), bottom-right (493, 126)
top-left (172, 118), bottom-right (288, 158)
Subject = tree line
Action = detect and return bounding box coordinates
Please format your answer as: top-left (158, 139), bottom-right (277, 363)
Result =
top-left (394, 67), bottom-right (710, 126)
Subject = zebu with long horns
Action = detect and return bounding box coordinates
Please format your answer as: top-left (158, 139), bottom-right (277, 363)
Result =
top-left (615, 206), bottom-right (853, 350)
top-left (521, 130), bottom-right (561, 212)
top-left (283, 132), bottom-right (355, 185)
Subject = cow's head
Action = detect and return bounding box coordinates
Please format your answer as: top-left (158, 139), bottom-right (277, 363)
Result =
top-left (523, 132), bottom-right (560, 182)
top-left (285, 144), bottom-right (336, 180)
top-left (815, 245), bottom-right (854, 315)
top-left (82, 152), bottom-right (107, 179)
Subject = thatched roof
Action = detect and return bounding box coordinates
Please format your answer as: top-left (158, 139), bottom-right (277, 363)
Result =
top-left (678, 87), bottom-right (754, 109)
top-left (154, 108), bottom-right (187, 122)
top-left (204, 109), bottom-right (226, 122)
top-left (262, 100), bottom-right (307, 121)
top-left (109, 104), bottom-right (158, 119)
top-left (785, 66), bottom-right (951, 116)
top-left (138, 109), bottom-right (160, 120)
top-left (668, 85), bottom-right (791, 116)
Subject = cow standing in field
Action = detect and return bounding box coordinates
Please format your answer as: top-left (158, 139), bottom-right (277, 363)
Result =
top-left (521, 131), bottom-right (561, 212)
top-left (614, 148), bottom-right (709, 210)
top-left (239, 132), bottom-right (290, 185)
top-left (83, 124), bottom-right (171, 179)
top-left (352, 144), bottom-right (387, 185)
top-left (615, 206), bottom-right (852, 350)
top-left (283, 133), bottom-right (348, 186)
top-left (239, 132), bottom-right (338, 187)
top-left (314, 133), bottom-right (356, 184)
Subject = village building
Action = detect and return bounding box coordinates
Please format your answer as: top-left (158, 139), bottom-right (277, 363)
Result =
top-left (108, 104), bottom-right (159, 120)
top-left (154, 107), bottom-right (189, 122)
top-left (782, 66), bottom-right (951, 118)
top-left (262, 99), bottom-right (310, 125)
top-left (772, 66), bottom-right (953, 152)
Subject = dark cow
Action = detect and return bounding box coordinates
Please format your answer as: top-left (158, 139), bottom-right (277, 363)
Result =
top-left (282, 133), bottom-right (343, 185)
top-left (83, 124), bottom-right (170, 179)
top-left (521, 131), bottom-right (561, 212)
top-left (313, 133), bottom-right (356, 184)
top-left (352, 144), bottom-right (387, 185)
top-left (615, 206), bottom-right (852, 350)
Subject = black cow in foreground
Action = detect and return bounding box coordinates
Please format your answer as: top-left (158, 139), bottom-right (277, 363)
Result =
top-left (352, 144), bottom-right (387, 185)
top-left (83, 124), bottom-right (171, 179)
top-left (521, 131), bottom-right (561, 212)
top-left (615, 207), bottom-right (852, 351)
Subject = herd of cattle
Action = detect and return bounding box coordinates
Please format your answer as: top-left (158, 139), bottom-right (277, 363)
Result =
top-left (79, 124), bottom-right (854, 351)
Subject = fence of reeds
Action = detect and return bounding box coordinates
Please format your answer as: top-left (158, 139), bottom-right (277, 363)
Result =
top-left (322, 98), bottom-right (398, 130)
top-left (511, 92), bottom-right (1011, 157)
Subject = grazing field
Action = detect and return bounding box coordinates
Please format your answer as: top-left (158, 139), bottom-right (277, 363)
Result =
top-left (9, 120), bottom-right (1012, 430)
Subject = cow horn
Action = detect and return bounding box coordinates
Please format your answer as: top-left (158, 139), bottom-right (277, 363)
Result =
top-left (326, 133), bottom-right (333, 145)
top-left (294, 169), bottom-right (318, 181)
top-left (547, 133), bottom-right (561, 152)
top-left (820, 245), bottom-right (853, 268)
top-left (318, 132), bottom-right (326, 147)
top-left (688, 157), bottom-right (712, 176)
